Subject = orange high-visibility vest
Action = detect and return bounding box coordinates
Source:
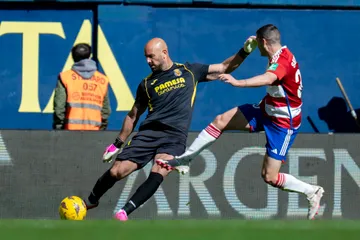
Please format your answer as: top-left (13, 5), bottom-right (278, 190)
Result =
top-left (60, 70), bottom-right (109, 130)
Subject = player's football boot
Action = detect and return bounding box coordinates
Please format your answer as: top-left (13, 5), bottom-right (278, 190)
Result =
top-left (307, 186), bottom-right (325, 220)
top-left (84, 199), bottom-right (99, 210)
top-left (114, 209), bottom-right (128, 221)
top-left (156, 157), bottom-right (190, 175)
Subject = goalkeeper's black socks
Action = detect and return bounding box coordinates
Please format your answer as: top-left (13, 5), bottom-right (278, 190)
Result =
top-left (122, 172), bottom-right (164, 215)
top-left (88, 169), bottom-right (118, 205)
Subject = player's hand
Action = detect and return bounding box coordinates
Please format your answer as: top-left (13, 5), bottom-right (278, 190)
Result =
top-left (102, 137), bottom-right (124, 163)
top-left (244, 36), bottom-right (257, 53)
top-left (219, 74), bottom-right (239, 86)
top-left (102, 144), bottom-right (120, 163)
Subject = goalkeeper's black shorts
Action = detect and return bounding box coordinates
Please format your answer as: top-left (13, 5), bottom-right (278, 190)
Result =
top-left (115, 123), bottom-right (186, 169)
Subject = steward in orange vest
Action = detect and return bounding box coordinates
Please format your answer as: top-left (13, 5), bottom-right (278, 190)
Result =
top-left (53, 43), bottom-right (111, 130)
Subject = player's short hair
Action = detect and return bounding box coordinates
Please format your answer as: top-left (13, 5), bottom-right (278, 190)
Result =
top-left (256, 24), bottom-right (281, 45)
top-left (71, 43), bottom-right (91, 62)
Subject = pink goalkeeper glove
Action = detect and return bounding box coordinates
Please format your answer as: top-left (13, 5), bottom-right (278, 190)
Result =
top-left (102, 137), bottom-right (123, 163)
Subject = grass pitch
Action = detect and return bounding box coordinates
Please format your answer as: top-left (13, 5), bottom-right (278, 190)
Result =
top-left (0, 219), bottom-right (359, 240)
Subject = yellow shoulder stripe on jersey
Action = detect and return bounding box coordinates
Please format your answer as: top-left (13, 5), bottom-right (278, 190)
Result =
top-left (178, 63), bottom-right (197, 107)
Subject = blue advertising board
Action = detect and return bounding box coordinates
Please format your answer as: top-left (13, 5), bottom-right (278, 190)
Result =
top-left (0, 7), bottom-right (359, 133)
top-left (0, 10), bottom-right (93, 129)
top-left (2, 0), bottom-right (360, 7)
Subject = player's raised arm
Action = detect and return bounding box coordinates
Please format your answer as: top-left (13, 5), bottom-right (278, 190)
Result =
top-left (219, 53), bottom-right (289, 88)
top-left (219, 71), bottom-right (278, 88)
top-left (102, 81), bottom-right (148, 163)
top-left (206, 36), bottom-right (257, 81)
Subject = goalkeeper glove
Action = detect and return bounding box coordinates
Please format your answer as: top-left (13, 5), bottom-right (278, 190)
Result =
top-left (244, 36), bottom-right (257, 54)
top-left (102, 137), bottom-right (124, 163)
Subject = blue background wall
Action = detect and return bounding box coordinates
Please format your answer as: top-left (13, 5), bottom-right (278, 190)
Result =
top-left (0, 2), bottom-right (359, 133)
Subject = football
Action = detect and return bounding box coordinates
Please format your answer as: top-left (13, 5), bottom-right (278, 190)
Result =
top-left (59, 196), bottom-right (87, 220)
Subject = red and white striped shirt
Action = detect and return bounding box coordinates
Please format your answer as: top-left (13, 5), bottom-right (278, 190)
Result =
top-left (260, 46), bottom-right (303, 129)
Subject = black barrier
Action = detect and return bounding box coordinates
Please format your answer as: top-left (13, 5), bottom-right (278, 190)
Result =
top-left (0, 130), bottom-right (359, 219)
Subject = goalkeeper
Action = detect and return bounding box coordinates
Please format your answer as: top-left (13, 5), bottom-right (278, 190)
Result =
top-left (84, 36), bottom-right (257, 221)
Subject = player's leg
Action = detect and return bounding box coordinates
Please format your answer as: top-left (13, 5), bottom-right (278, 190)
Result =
top-left (157, 103), bottom-right (261, 173)
top-left (115, 153), bottom-right (173, 221)
top-left (261, 154), bottom-right (324, 219)
top-left (115, 136), bottom-right (185, 221)
top-left (86, 160), bottom-right (138, 209)
top-left (262, 154), bottom-right (318, 194)
top-left (85, 131), bottom-right (155, 210)
top-left (262, 122), bottom-right (324, 220)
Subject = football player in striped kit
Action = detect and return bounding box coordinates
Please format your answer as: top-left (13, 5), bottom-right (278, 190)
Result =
top-left (157, 24), bottom-right (324, 220)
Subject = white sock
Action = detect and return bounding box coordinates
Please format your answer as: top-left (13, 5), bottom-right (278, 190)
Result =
top-left (275, 173), bottom-right (315, 196)
top-left (178, 123), bottom-right (222, 161)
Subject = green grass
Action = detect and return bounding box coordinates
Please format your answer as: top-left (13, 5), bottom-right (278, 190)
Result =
top-left (0, 220), bottom-right (359, 240)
